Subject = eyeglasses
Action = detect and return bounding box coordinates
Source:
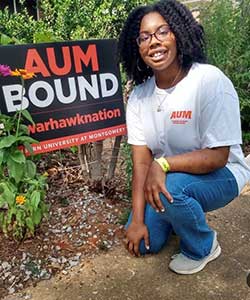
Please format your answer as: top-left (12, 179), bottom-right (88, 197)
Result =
top-left (136, 24), bottom-right (171, 47)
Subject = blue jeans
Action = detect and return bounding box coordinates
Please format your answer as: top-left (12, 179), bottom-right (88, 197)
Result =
top-left (126, 167), bottom-right (238, 260)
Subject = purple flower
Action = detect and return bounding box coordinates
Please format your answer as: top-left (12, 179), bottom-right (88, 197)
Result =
top-left (0, 64), bottom-right (11, 77)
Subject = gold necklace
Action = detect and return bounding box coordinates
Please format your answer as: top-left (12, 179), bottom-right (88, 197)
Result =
top-left (156, 68), bottom-right (182, 112)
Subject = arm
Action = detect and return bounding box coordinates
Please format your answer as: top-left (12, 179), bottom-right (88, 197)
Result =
top-left (131, 145), bottom-right (153, 223)
top-left (125, 145), bottom-right (152, 256)
top-left (144, 146), bottom-right (229, 212)
top-left (165, 146), bottom-right (229, 174)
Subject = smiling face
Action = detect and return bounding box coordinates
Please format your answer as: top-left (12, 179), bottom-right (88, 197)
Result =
top-left (138, 12), bottom-right (180, 78)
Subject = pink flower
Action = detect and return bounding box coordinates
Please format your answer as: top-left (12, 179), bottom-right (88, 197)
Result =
top-left (0, 64), bottom-right (11, 77)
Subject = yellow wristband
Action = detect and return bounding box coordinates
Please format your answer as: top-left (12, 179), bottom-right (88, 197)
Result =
top-left (154, 157), bottom-right (171, 173)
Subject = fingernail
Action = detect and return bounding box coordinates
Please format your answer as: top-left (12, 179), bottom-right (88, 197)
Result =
top-left (156, 209), bottom-right (159, 213)
top-left (146, 245), bottom-right (150, 250)
top-left (161, 208), bottom-right (165, 212)
top-left (170, 199), bottom-right (173, 203)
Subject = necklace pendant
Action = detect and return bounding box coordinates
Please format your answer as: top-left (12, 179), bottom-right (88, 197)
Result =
top-left (157, 107), bottom-right (162, 112)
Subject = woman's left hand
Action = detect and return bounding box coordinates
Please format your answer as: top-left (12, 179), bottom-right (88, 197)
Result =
top-left (144, 161), bottom-right (173, 212)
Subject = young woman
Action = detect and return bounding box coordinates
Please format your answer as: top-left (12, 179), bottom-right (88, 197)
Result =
top-left (118, 0), bottom-right (250, 274)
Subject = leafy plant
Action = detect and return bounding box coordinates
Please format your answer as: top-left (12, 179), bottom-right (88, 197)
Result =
top-left (122, 141), bottom-right (132, 196)
top-left (242, 131), bottom-right (250, 144)
top-left (200, 0), bottom-right (250, 136)
top-left (0, 66), bottom-right (48, 240)
top-left (118, 207), bottom-right (131, 225)
top-left (0, 0), bottom-right (154, 44)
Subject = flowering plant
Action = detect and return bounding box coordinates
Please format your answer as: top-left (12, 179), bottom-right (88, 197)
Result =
top-left (0, 64), bottom-right (48, 240)
top-left (0, 64), bottom-right (11, 77)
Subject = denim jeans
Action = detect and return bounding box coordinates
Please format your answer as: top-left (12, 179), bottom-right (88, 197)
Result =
top-left (126, 167), bottom-right (238, 260)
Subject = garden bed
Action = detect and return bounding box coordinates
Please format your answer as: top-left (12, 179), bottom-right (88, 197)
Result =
top-left (0, 148), bottom-right (130, 299)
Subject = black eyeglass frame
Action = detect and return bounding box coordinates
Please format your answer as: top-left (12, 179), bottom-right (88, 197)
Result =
top-left (136, 24), bottom-right (171, 47)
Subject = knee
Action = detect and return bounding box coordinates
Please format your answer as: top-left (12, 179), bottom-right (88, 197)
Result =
top-left (139, 238), bottom-right (164, 255)
top-left (160, 173), bottom-right (195, 214)
top-left (165, 172), bottom-right (189, 196)
top-left (125, 211), bottom-right (164, 255)
top-left (160, 193), bottom-right (204, 225)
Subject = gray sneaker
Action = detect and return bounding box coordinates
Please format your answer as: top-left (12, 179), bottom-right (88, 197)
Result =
top-left (169, 231), bottom-right (221, 275)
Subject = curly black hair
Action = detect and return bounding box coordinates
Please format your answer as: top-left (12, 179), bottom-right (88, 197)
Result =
top-left (118, 0), bottom-right (207, 85)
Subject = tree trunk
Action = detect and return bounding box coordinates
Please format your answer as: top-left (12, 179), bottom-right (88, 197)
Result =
top-left (107, 136), bottom-right (122, 180)
top-left (78, 144), bottom-right (89, 173)
top-left (89, 141), bottom-right (103, 180)
top-left (78, 142), bottom-right (103, 179)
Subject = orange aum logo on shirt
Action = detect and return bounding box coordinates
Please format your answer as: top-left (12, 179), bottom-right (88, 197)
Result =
top-left (170, 110), bottom-right (192, 125)
top-left (170, 110), bottom-right (192, 119)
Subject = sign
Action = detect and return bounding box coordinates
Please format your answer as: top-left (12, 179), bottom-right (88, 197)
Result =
top-left (0, 39), bottom-right (126, 154)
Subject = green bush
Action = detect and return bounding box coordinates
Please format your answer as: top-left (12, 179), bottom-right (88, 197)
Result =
top-left (0, 0), bottom-right (153, 43)
top-left (200, 0), bottom-right (250, 135)
top-left (0, 7), bottom-right (35, 44)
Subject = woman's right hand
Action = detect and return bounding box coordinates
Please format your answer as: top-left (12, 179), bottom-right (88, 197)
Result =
top-left (125, 222), bottom-right (150, 256)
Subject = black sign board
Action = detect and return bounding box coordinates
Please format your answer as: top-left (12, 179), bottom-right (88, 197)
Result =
top-left (0, 39), bottom-right (126, 154)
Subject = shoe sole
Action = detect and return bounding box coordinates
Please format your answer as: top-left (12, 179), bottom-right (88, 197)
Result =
top-left (169, 244), bottom-right (222, 275)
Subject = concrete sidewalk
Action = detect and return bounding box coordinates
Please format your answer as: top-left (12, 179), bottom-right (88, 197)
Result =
top-left (4, 187), bottom-right (250, 300)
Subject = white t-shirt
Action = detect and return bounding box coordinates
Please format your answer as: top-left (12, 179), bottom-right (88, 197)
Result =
top-left (126, 63), bottom-right (250, 193)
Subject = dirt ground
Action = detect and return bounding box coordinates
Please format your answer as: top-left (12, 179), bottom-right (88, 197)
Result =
top-left (0, 146), bottom-right (130, 299)
top-left (1, 144), bottom-right (250, 300)
top-left (2, 185), bottom-right (250, 300)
